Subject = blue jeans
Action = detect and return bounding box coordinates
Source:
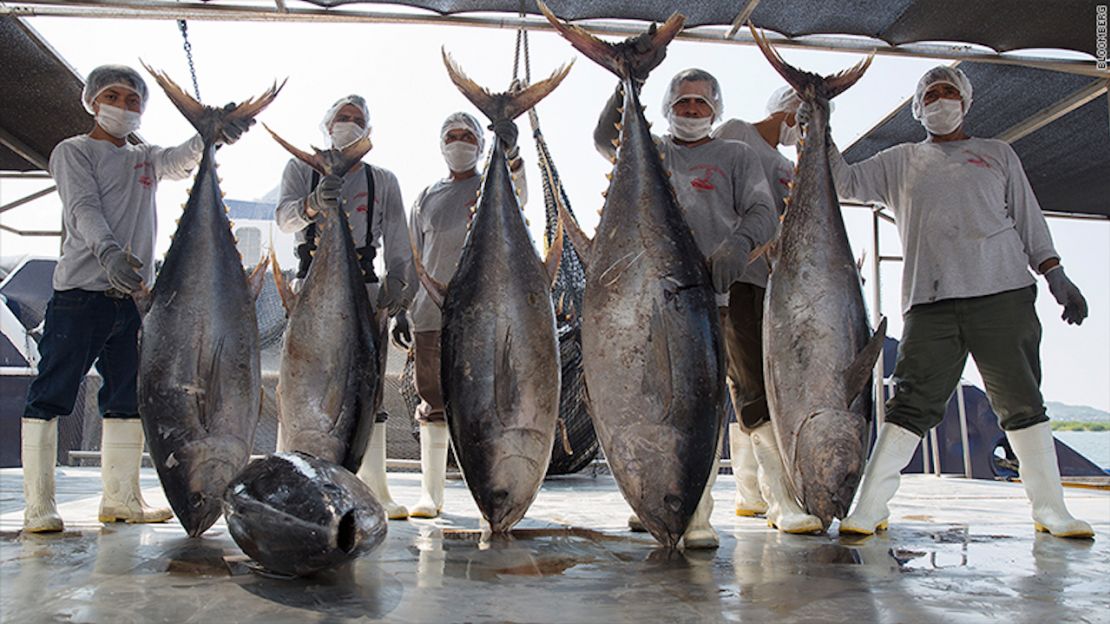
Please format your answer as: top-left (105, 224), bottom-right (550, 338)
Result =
top-left (23, 289), bottom-right (141, 421)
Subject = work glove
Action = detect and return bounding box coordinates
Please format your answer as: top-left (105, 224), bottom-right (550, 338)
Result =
top-left (217, 103), bottom-right (255, 146)
top-left (628, 27), bottom-right (667, 87)
top-left (98, 245), bottom-right (145, 294)
top-left (708, 237), bottom-right (754, 294)
top-left (490, 119), bottom-right (519, 154)
top-left (377, 274), bottom-right (408, 317)
top-left (1044, 266), bottom-right (1088, 325)
top-left (391, 310), bottom-right (413, 349)
top-left (306, 174), bottom-right (343, 218)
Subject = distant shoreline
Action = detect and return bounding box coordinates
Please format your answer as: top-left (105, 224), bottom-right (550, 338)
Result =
top-left (1050, 421), bottom-right (1109, 432)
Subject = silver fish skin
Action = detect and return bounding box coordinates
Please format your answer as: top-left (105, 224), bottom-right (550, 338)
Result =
top-left (137, 66), bottom-right (281, 537)
top-left (430, 54), bottom-right (570, 535)
top-left (223, 452), bottom-right (387, 577)
top-left (266, 132), bottom-right (380, 473)
top-left (541, 6), bottom-right (725, 548)
top-left (751, 28), bottom-right (885, 528)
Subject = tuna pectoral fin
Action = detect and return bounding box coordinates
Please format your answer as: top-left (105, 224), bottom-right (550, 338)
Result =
top-left (844, 316), bottom-right (888, 408)
top-left (538, 1), bottom-right (684, 81)
top-left (131, 287), bottom-right (153, 318)
top-left (556, 197), bottom-right (592, 268)
top-left (749, 26), bottom-right (873, 101)
top-left (411, 236), bottom-right (447, 310)
top-left (247, 255), bottom-right (268, 301)
top-left (747, 238), bottom-right (778, 270)
top-left (270, 249), bottom-right (296, 316)
top-left (544, 219), bottom-right (565, 286)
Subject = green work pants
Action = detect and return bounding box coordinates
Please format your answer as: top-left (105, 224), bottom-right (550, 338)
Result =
top-left (886, 285), bottom-right (1048, 437)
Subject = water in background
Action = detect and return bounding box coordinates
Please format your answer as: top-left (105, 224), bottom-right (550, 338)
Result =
top-left (1055, 431), bottom-right (1110, 472)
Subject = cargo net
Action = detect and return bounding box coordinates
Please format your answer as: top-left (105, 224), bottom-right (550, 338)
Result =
top-left (533, 117), bottom-right (598, 476)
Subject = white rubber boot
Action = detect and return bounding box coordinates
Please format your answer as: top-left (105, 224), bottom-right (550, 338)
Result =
top-left (627, 513), bottom-right (646, 532)
top-left (1007, 422), bottom-right (1094, 539)
top-left (357, 424), bottom-right (408, 519)
top-left (729, 423), bottom-right (767, 517)
top-left (750, 422), bottom-right (824, 534)
top-left (410, 422), bottom-right (449, 519)
top-left (99, 419), bottom-right (173, 523)
top-left (839, 422), bottom-right (920, 535)
top-left (682, 456), bottom-right (720, 549)
top-left (21, 418), bottom-right (64, 533)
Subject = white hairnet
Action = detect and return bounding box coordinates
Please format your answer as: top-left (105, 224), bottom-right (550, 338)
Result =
top-left (319, 95), bottom-right (371, 144)
top-left (82, 65), bottom-right (148, 114)
top-left (912, 66), bottom-right (973, 119)
top-left (663, 69), bottom-right (723, 122)
top-left (765, 86), bottom-right (801, 116)
top-left (440, 112), bottom-right (485, 153)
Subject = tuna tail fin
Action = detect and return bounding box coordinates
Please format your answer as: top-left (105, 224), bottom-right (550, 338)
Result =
top-left (749, 25), bottom-right (873, 102)
top-left (442, 49), bottom-right (572, 124)
top-left (262, 124), bottom-right (371, 178)
top-left (410, 232), bottom-right (447, 310)
top-left (844, 316), bottom-right (888, 409)
top-left (141, 60), bottom-right (284, 145)
top-left (538, 1), bottom-right (684, 82)
top-left (544, 218), bottom-right (565, 287)
top-left (270, 248), bottom-right (296, 316)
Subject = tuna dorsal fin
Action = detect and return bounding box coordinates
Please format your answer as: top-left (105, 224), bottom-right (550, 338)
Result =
top-left (411, 234), bottom-right (447, 309)
top-left (844, 316), bottom-right (888, 408)
top-left (544, 218), bottom-right (565, 286)
top-left (747, 237), bottom-right (779, 269)
top-left (749, 25), bottom-right (873, 103)
top-left (270, 248), bottom-right (296, 316)
top-left (246, 255), bottom-right (268, 301)
top-left (442, 48), bottom-right (572, 125)
top-left (538, 1), bottom-right (684, 81)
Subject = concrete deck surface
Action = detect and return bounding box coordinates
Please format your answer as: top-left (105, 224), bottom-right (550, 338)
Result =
top-left (1, 468), bottom-right (1108, 623)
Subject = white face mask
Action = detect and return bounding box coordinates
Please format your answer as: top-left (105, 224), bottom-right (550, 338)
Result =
top-left (668, 114), bottom-right (712, 142)
top-left (779, 119), bottom-right (801, 147)
top-left (96, 104), bottom-right (141, 139)
top-left (329, 121), bottom-right (366, 149)
top-left (921, 99), bottom-right (964, 136)
top-left (442, 141), bottom-right (479, 173)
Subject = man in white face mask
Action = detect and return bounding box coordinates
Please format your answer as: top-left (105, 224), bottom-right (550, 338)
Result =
top-left (275, 94), bottom-right (416, 519)
top-left (404, 112), bottom-right (526, 519)
top-left (21, 64), bottom-right (250, 533)
top-left (827, 65), bottom-right (1093, 540)
top-left (594, 68), bottom-right (778, 548)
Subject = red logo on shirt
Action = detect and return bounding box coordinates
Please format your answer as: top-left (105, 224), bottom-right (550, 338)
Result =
top-left (135, 161), bottom-right (153, 188)
top-left (689, 164), bottom-right (726, 191)
top-left (967, 156), bottom-right (991, 169)
top-left (353, 191), bottom-right (369, 213)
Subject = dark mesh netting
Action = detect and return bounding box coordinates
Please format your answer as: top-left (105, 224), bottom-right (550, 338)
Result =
top-left (534, 122), bottom-right (598, 476)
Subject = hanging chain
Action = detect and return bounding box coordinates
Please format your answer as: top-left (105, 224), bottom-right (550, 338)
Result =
top-left (177, 19), bottom-right (202, 102)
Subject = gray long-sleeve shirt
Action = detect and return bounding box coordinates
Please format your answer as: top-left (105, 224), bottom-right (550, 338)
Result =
top-left (712, 118), bottom-right (795, 287)
top-left (594, 89), bottom-right (777, 302)
top-left (409, 163), bottom-right (529, 333)
top-left (49, 133), bottom-right (204, 291)
top-left (275, 158), bottom-right (415, 305)
top-left (828, 137), bottom-right (1058, 312)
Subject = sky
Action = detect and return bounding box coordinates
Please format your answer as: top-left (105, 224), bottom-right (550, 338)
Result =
top-left (0, 13), bottom-right (1107, 411)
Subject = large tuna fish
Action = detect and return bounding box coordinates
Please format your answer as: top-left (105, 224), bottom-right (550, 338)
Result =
top-left (541, 5), bottom-right (726, 548)
top-left (750, 27), bottom-right (886, 528)
top-left (138, 66), bottom-right (281, 537)
top-left (266, 130), bottom-right (378, 473)
top-left (414, 51), bottom-right (570, 535)
top-left (223, 452), bottom-right (387, 577)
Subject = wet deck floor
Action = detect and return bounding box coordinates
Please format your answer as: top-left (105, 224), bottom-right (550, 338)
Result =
top-left (2, 468), bottom-right (1108, 623)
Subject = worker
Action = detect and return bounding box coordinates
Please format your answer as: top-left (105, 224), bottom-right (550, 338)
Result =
top-left (21, 64), bottom-right (249, 532)
top-left (595, 68), bottom-right (778, 548)
top-left (403, 111), bottom-right (526, 519)
top-left (829, 66), bottom-right (1093, 539)
top-left (274, 94), bottom-right (415, 519)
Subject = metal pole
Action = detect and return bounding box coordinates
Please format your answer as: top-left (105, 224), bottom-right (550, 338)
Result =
top-left (956, 382), bottom-right (973, 479)
top-left (929, 428), bottom-right (942, 476)
top-left (871, 207), bottom-right (886, 429)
